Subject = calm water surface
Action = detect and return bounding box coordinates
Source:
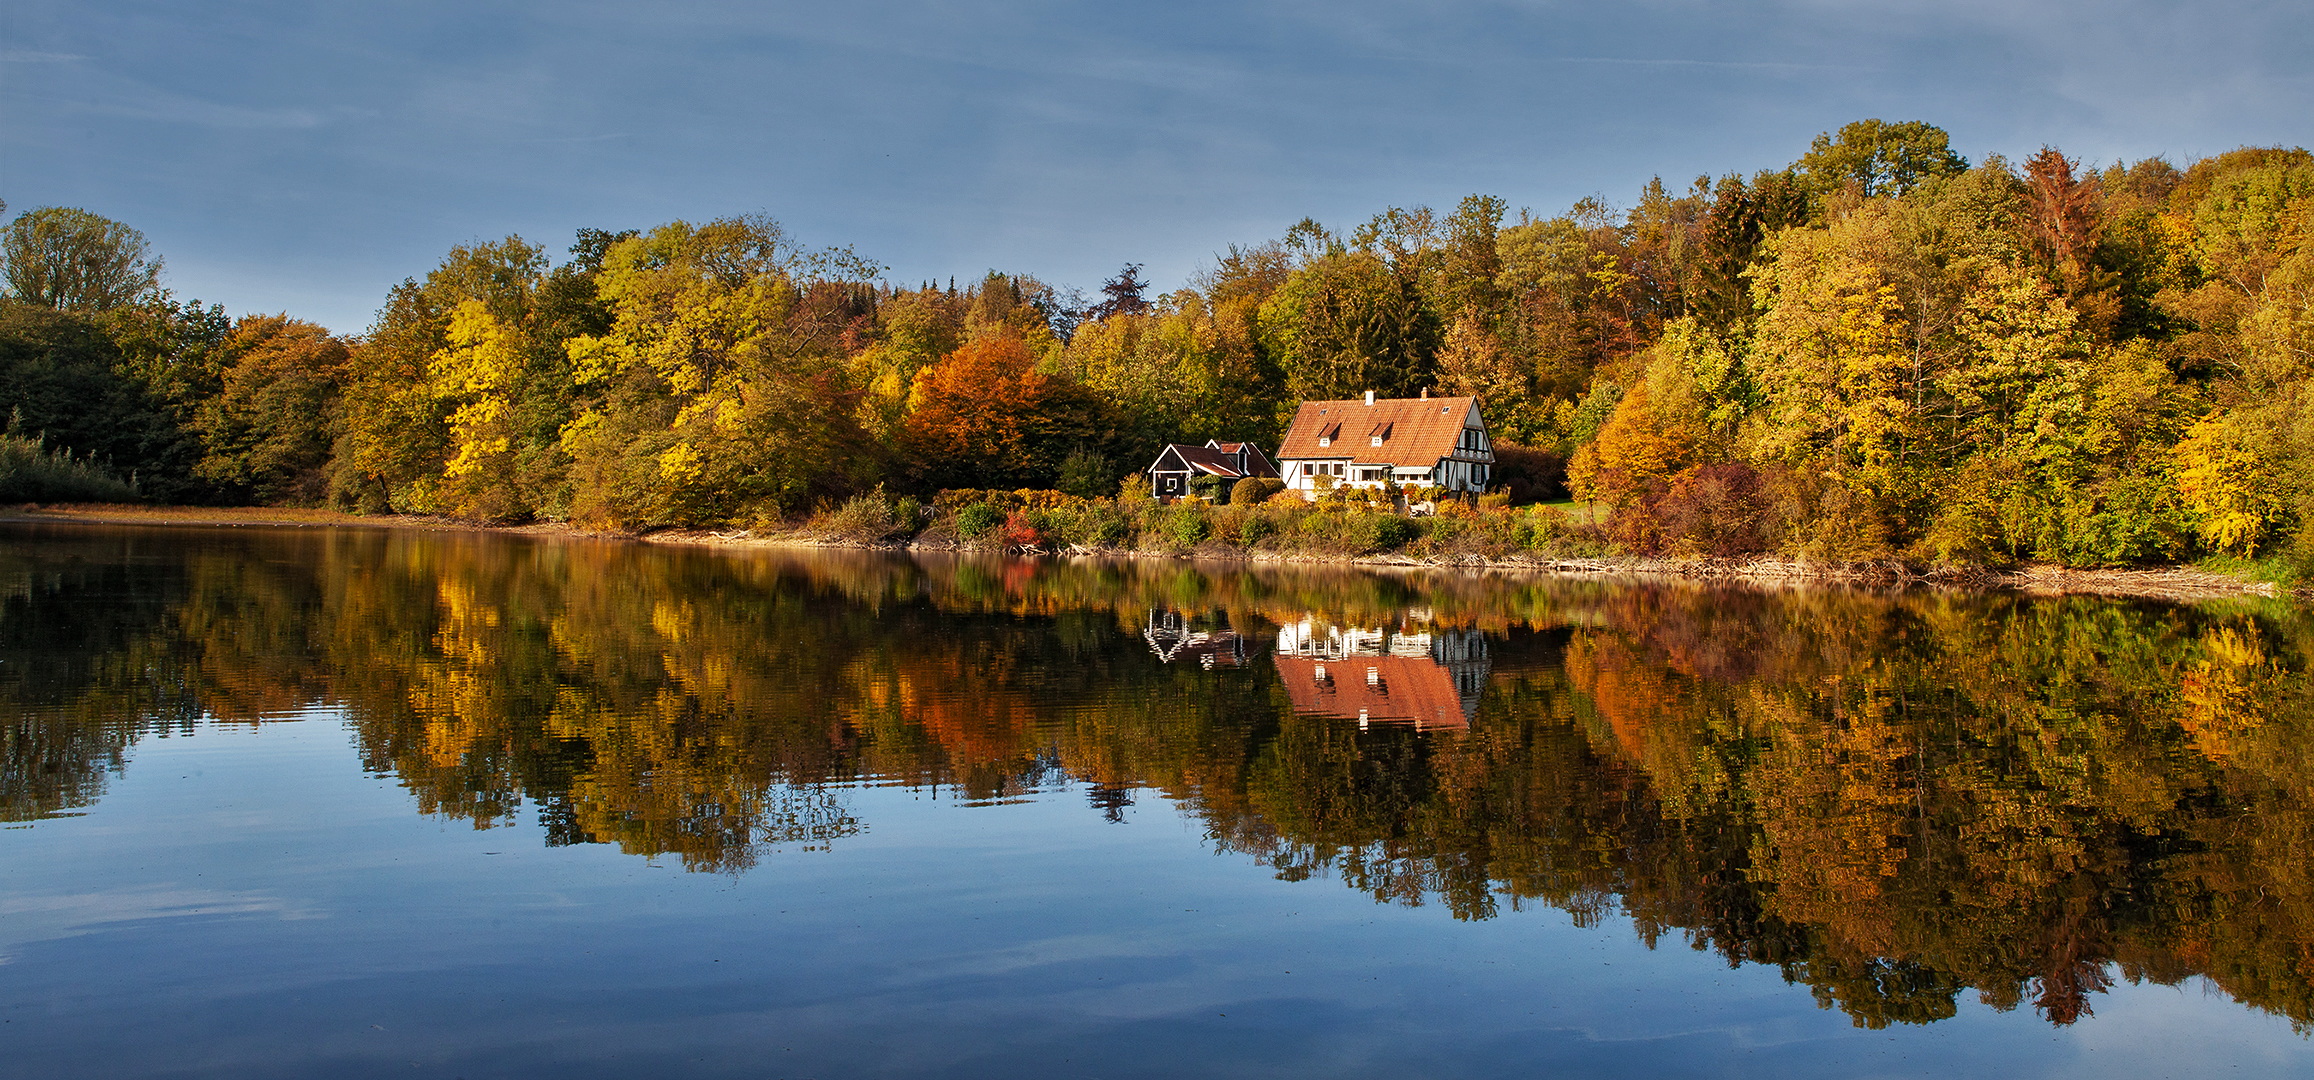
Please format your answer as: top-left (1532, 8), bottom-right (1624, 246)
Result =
top-left (3, 522), bottom-right (2311, 1078)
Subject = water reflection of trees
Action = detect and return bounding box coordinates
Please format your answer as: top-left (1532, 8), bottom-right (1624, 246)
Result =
top-left (4, 522), bottom-right (2313, 1031)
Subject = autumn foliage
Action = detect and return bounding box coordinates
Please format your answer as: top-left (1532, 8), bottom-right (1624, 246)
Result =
top-left (6, 124), bottom-right (2314, 572)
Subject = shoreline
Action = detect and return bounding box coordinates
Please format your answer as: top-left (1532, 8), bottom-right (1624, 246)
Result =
top-left (2, 502), bottom-right (2288, 603)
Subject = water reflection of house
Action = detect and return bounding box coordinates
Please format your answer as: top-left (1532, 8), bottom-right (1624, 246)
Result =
top-left (1273, 619), bottom-right (1491, 731)
top-left (1144, 609), bottom-right (1254, 669)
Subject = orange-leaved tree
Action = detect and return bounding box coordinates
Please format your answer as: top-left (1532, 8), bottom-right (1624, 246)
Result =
top-left (902, 334), bottom-right (1111, 492)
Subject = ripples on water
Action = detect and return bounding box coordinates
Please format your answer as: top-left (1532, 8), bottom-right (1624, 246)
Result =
top-left (2, 521), bottom-right (2311, 1077)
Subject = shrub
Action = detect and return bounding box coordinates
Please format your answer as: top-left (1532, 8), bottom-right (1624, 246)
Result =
top-left (1001, 511), bottom-right (1044, 548)
top-left (816, 487), bottom-right (913, 542)
top-left (1649, 463), bottom-right (1770, 557)
top-left (1239, 514), bottom-right (1276, 546)
top-left (0, 433), bottom-right (138, 502)
top-left (1232, 476), bottom-right (1286, 505)
top-left (1366, 514), bottom-right (1418, 551)
top-left (1424, 515), bottom-right (1470, 548)
top-left (1478, 491), bottom-right (1512, 510)
top-left (1165, 507), bottom-right (1211, 548)
top-left (1010, 488), bottom-right (1085, 511)
top-left (1512, 510), bottom-right (1567, 550)
top-left (1292, 508), bottom-right (1415, 554)
top-left (1057, 448), bottom-right (1118, 499)
top-left (935, 488), bottom-right (1004, 511)
top-left (1068, 504), bottom-right (1132, 547)
top-left (954, 501), bottom-right (1005, 540)
top-left (1189, 474), bottom-right (1228, 503)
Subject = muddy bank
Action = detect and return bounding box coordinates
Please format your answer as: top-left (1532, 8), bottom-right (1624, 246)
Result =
top-left (4, 503), bottom-right (2289, 602)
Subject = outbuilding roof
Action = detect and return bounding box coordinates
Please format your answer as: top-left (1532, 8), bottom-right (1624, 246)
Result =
top-left (1276, 396), bottom-right (1480, 464)
top-left (1149, 442), bottom-right (1281, 480)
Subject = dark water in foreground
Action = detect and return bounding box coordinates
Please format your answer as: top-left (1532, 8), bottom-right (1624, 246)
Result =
top-left (3, 523), bottom-right (2312, 1078)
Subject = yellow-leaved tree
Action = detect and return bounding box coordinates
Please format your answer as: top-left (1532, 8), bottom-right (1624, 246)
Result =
top-left (560, 216), bottom-right (878, 529)
top-left (1744, 209), bottom-right (1917, 555)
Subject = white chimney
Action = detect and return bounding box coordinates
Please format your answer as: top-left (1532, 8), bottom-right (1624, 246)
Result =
top-left (1364, 390), bottom-right (1375, 406)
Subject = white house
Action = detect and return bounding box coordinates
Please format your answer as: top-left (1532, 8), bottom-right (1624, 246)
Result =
top-left (1274, 391), bottom-right (1494, 499)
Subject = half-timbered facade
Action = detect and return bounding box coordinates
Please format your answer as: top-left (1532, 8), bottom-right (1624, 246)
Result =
top-left (1274, 391), bottom-right (1493, 499)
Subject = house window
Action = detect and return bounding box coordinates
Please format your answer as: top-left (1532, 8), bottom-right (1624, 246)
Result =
top-left (1301, 463), bottom-right (1314, 476)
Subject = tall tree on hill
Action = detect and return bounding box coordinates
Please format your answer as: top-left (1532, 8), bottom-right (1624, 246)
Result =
top-left (2023, 148), bottom-right (2122, 336)
top-left (1, 206), bottom-right (164, 312)
top-left (1797, 120), bottom-right (1969, 199)
top-left (1092, 263), bottom-right (1151, 320)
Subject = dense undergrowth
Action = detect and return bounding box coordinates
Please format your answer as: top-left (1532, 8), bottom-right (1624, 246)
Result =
top-left (798, 479), bottom-right (2311, 582)
top-left (0, 432), bottom-right (139, 503)
top-left (803, 480), bottom-right (1623, 564)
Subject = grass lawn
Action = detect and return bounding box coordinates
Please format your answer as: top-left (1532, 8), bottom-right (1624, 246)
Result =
top-left (1531, 499), bottom-right (1609, 523)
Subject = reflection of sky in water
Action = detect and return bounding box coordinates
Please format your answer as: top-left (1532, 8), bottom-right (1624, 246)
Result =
top-left (5, 720), bottom-right (2308, 1079)
top-left (6, 526), bottom-right (2314, 1076)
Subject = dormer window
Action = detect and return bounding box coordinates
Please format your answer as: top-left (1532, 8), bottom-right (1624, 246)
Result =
top-left (1370, 436), bottom-right (1383, 447)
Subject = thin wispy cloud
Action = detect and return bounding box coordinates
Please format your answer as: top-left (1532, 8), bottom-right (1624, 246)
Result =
top-left (1548, 56), bottom-right (1873, 73)
top-left (73, 95), bottom-right (335, 130)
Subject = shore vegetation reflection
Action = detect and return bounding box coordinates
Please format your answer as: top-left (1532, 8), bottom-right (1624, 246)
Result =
top-left (4, 523), bottom-right (2312, 1032)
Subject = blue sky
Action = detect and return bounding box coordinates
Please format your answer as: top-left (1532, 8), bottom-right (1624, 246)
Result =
top-left (4, 1), bottom-right (2309, 334)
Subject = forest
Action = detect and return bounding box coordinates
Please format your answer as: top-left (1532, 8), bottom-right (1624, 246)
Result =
top-left (4, 119), bottom-right (2313, 573)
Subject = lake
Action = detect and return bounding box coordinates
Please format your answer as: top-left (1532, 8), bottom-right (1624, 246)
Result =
top-left (3, 521), bottom-right (2310, 1078)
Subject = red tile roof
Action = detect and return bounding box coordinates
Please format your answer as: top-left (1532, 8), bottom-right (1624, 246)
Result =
top-left (1273, 655), bottom-right (1472, 731)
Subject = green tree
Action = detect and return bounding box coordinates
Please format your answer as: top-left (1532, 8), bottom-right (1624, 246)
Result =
top-left (193, 315), bottom-right (348, 503)
top-left (1, 207), bottom-right (163, 311)
top-left (1259, 248), bottom-right (1437, 400)
top-left (1796, 120), bottom-right (1970, 199)
top-left (561, 218), bottom-right (876, 528)
top-left (0, 302), bottom-right (184, 486)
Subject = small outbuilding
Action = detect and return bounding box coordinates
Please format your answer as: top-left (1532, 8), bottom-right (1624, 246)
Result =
top-left (1145, 440), bottom-right (1280, 501)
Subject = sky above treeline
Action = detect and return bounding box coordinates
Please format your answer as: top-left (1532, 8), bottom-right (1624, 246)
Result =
top-left (5, 0), bottom-right (2310, 335)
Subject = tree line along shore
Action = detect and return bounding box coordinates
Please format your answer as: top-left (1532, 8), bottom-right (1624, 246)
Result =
top-left (3, 120), bottom-right (2312, 587)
